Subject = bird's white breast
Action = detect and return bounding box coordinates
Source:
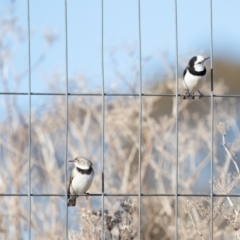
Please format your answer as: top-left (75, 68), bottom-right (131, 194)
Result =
top-left (183, 70), bottom-right (206, 93)
top-left (70, 170), bottom-right (94, 194)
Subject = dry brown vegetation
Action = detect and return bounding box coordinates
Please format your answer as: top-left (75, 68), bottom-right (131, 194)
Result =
top-left (1, 65), bottom-right (240, 239)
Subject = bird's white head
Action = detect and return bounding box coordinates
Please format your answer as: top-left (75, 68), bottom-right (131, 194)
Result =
top-left (68, 156), bottom-right (93, 170)
top-left (188, 55), bottom-right (209, 72)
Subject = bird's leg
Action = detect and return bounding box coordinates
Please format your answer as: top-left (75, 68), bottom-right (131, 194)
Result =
top-left (191, 93), bottom-right (195, 100)
top-left (84, 192), bottom-right (89, 200)
top-left (198, 90), bottom-right (204, 99)
top-left (183, 91), bottom-right (192, 99)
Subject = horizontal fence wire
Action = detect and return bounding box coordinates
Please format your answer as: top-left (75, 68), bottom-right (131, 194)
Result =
top-left (1, 193), bottom-right (240, 197)
top-left (0, 92), bottom-right (240, 98)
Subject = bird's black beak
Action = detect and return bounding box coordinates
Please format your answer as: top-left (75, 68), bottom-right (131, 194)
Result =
top-left (204, 57), bottom-right (210, 62)
top-left (68, 160), bottom-right (74, 162)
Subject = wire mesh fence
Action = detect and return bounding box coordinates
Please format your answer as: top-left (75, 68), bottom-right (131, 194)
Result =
top-left (1, 0), bottom-right (240, 239)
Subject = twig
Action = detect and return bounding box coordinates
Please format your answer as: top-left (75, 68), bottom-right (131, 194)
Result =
top-left (188, 212), bottom-right (205, 240)
top-left (222, 135), bottom-right (239, 173)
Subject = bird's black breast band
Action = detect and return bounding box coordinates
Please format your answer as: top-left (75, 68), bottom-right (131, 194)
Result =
top-left (76, 166), bottom-right (93, 175)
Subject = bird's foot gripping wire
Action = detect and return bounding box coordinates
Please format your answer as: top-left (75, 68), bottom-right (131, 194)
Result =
top-left (67, 198), bottom-right (76, 207)
top-left (183, 91), bottom-right (195, 100)
top-left (84, 192), bottom-right (89, 200)
top-left (198, 90), bottom-right (204, 99)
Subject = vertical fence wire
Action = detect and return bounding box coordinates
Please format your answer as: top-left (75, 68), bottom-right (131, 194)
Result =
top-left (174, 0), bottom-right (179, 239)
top-left (209, 0), bottom-right (214, 239)
top-left (27, 0), bottom-right (32, 239)
top-left (64, 0), bottom-right (69, 239)
top-left (137, 0), bottom-right (142, 238)
top-left (101, 0), bottom-right (105, 239)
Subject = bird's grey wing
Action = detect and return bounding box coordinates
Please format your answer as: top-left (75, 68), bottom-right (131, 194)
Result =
top-left (183, 66), bottom-right (188, 78)
top-left (67, 175), bottom-right (73, 199)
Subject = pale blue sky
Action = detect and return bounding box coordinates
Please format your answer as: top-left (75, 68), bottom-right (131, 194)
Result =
top-left (0, 0), bottom-right (240, 95)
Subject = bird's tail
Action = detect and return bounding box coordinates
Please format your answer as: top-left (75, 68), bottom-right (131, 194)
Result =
top-left (67, 197), bottom-right (76, 207)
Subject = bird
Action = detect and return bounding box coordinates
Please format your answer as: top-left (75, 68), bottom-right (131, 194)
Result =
top-left (183, 55), bottom-right (209, 99)
top-left (67, 156), bottom-right (94, 207)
